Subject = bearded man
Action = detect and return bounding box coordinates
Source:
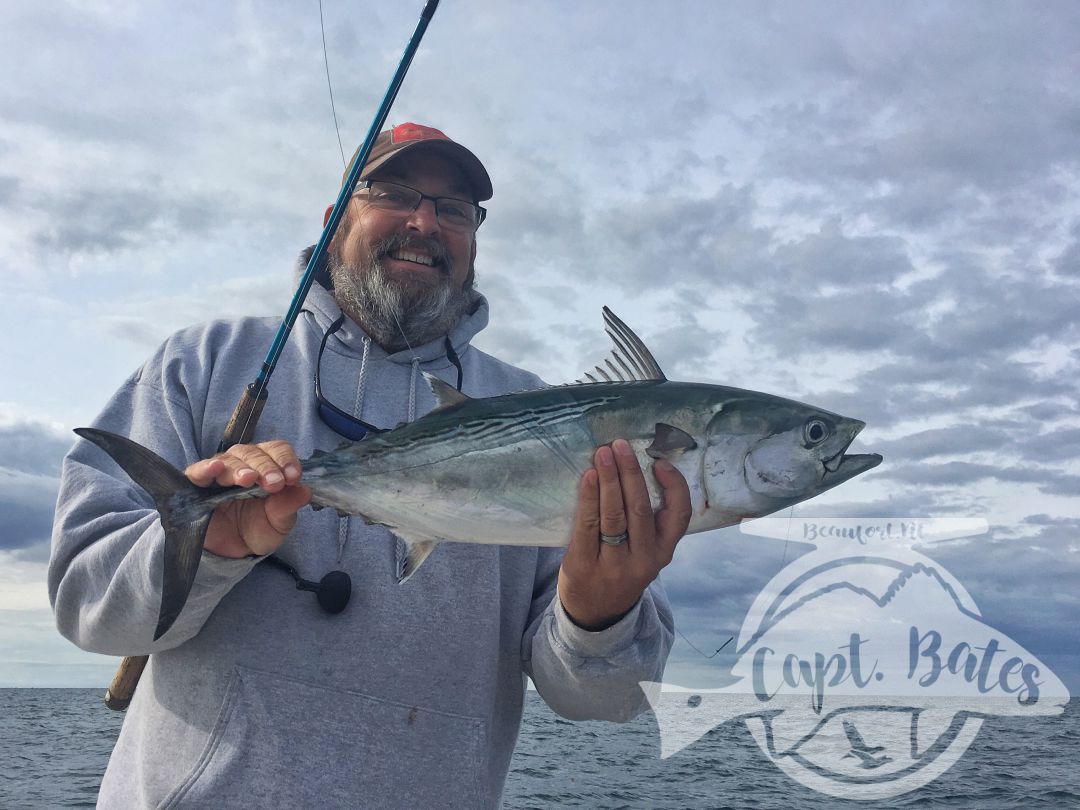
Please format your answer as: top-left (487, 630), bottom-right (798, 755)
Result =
top-left (50, 123), bottom-right (691, 808)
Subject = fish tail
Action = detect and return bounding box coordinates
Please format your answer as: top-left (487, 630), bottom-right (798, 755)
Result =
top-left (74, 427), bottom-right (215, 641)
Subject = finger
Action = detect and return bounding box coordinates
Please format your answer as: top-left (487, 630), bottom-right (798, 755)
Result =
top-left (234, 490), bottom-right (306, 557)
top-left (185, 450), bottom-right (259, 488)
top-left (185, 457), bottom-right (226, 488)
top-left (221, 445), bottom-right (290, 492)
top-left (611, 439), bottom-right (654, 549)
top-left (595, 445), bottom-right (629, 547)
top-left (258, 440), bottom-right (303, 484)
top-left (652, 459), bottom-right (693, 561)
top-left (565, 468), bottom-right (601, 564)
top-left (262, 485), bottom-right (312, 534)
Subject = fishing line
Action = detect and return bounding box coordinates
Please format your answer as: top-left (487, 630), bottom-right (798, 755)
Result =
top-left (319, 0), bottom-right (347, 168)
top-left (676, 628), bottom-right (734, 659)
top-left (389, 307), bottom-right (419, 360)
top-left (780, 505), bottom-right (795, 566)
top-left (318, 1), bottom-right (423, 360)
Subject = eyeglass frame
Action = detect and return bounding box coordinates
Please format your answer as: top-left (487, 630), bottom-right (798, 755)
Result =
top-left (314, 314), bottom-right (389, 441)
top-left (351, 179), bottom-right (487, 231)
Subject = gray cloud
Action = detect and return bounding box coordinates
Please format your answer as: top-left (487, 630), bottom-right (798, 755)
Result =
top-left (752, 5), bottom-right (1080, 217)
top-left (930, 529), bottom-right (1080, 656)
top-left (31, 185), bottom-right (225, 258)
top-left (872, 426), bottom-right (1011, 463)
top-left (0, 470), bottom-right (60, 551)
top-left (0, 174), bottom-right (18, 206)
top-left (879, 460), bottom-right (1080, 497)
top-left (0, 423), bottom-right (72, 477)
top-left (0, 422), bottom-right (70, 552)
top-left (1019, 428), bottom-right (1080, 464)
top-left (2, 0), bottom-right (1079, 694)
top-left (1056, 225), bottom-right (1080, 277)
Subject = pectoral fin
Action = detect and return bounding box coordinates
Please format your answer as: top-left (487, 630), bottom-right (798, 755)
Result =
top-left (647, 423), bottom-right (698, 459)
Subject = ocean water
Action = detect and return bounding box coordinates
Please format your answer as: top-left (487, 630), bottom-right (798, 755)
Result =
top-left (1, 689), bottom-right (1077, 808)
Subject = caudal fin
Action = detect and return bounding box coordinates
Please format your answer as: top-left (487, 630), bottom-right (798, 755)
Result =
top-left (74, 428), bottom-right (214, 640)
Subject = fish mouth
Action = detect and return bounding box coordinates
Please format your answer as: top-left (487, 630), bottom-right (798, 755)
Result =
top-left (822, 431), bottom-right (883, 480)
top-left (826, 452), bottom-right (883, 479)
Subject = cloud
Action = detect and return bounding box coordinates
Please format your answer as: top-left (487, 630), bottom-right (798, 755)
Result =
top-left (872, 426), bottom-right (1011, 463)
top-left (1, 0), bottom-right (1079, 694)
top-left (878, 461), bottom-right (1080, 497)
top-left (929, 528), bottom-right (1080, 658)
top-left (1056, 224), bottom-right (1080, 277)
top-left (30, 186), bottom-right (225, 258)
top-left (0, 423), bottom-right (73, 477)
top-left (85, 273), bottom-right (292, 351)
top-left (0, 470), bottom-right (59, 552)
top-left (0, 421), bottom-right (71, 552)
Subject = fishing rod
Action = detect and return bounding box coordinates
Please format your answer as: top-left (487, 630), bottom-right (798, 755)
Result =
top-left (219, 0), bottom-right (441, 452)
top-left (104, 0), bottom-right (442, 711)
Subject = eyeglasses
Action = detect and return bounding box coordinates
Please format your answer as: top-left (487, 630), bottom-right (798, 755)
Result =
top-left (314, 315), bottom-right (389, 441)
top-left (352, 180), bottom-right (487, 231)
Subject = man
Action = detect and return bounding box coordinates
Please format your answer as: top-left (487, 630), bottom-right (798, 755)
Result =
top-left (50, 123), bottom-right (691, 808)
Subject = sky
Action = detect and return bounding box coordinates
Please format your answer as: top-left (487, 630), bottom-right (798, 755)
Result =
top-left (0, 0), bottom-right (1077, 712)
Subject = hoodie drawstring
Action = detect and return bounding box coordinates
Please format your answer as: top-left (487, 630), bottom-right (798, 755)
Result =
top-left (407, 358), bottom-right (420, 422)
top-left (396, 357), bottom-right (422, 576)
top-left (338, 336), bottom-right (372, 563)
top-left (444, 337), bottom-right (464, 391)
top-left (353, 337), bottom-right (372, 418)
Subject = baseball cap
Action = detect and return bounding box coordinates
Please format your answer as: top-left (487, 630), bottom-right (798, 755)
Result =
top-left (342, 123), bottom-right (492, 201)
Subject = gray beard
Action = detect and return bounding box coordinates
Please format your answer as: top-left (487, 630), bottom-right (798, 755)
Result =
top-left (330, 235), bottom-right (478, 352)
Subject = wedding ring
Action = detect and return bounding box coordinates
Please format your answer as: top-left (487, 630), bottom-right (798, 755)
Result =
top-left (600, 531), bottom-right (629, 546)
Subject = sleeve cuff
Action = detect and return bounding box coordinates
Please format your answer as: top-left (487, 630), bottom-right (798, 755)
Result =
top-left (191, 549), bottom-right (262, 591)
top-left (552, 587), bottom-right (651, 658)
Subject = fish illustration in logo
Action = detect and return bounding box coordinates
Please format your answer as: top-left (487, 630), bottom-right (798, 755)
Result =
top-left (642, 520), bottom-right (1070, 800)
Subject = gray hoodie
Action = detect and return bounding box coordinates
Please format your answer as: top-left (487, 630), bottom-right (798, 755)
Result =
top-left (49, 272), bottom-right (675, 809)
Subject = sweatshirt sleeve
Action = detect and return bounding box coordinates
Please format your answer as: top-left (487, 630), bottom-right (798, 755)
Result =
top-left (48, 337), bottom-right (258, 656)
top-left (520, 547), bottom-right (674, 722)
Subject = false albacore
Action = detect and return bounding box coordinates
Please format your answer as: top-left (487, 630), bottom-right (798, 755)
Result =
top-left (75, 308), bottom-right (881, 640)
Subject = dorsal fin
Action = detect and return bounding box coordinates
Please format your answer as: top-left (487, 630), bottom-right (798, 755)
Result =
top-left (423, 372), bottom-right (471, 411)
top-left (575, 307), bottom-right (667, 384)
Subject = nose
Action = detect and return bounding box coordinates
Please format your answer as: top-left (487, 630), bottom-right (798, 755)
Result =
top-left (404, 197), bottom-right (441, 236)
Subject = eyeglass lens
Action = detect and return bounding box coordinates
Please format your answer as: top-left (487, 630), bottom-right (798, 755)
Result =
top-left (356, 180), bottom-right (485, 230)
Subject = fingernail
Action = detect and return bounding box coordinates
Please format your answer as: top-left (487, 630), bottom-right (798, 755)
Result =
top-left (656, 459), bottom-right (674, 472)
top-left (237, 468), bottom-right (256, 479)
top-left (265, 472), bottom-right (284, 486)
top-left (597, 447), bottom-right (615, 466)
top-left (284, 464), bottom-right (300, 481)
top-left (613, 439), bottom-right (634, 457)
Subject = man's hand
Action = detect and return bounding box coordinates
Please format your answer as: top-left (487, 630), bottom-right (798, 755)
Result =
top-left (184, 440), bottom-right (311, 559)
top-left (557, 439), bottom-right (693, 631)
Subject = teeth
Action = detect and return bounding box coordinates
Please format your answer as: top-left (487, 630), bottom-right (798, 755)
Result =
top-left (392, 250), bottom-right (434, 266)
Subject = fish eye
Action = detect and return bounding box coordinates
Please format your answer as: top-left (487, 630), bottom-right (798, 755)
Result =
top-left (804, 419), bottom-right (830, 446)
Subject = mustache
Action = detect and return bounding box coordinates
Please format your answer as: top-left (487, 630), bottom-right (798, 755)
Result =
top-left (369, 233), bottom-right (453, 274)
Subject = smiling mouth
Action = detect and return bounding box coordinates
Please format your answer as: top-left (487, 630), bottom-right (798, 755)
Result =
top-left (388, 249), bottom-right (440, 268)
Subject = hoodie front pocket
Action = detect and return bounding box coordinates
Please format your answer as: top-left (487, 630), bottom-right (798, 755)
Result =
top-left (161, 665), bottom-right (486, 809)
